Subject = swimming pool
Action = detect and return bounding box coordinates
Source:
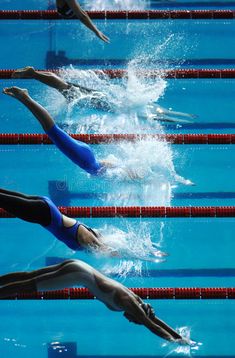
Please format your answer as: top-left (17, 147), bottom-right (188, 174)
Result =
top-left (2, 0), bottom-right (235, 10)
top-left (0, 2), bottom-right (235, 357)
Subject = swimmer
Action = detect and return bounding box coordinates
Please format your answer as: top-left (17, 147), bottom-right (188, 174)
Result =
top-left (3, 86), bottom-right (109, 175)
top-left (3, 86), bottom-right (195, 185)
top-left (12, 68), bottom-right (197, 122)
top-left (0, 258), bottom-right (191, 345)
top-left (56, 0), bottom-right (109, 43)
top-left (12, 67), bottom-right (112, 112)
top-left (0, 187), bottom-right (113, 253)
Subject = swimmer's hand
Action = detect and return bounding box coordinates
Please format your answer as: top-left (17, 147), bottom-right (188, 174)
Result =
top-left (95, 30), bottom-right (110, 43)
top-left (100, 160), bottom-right (116, 169)
top-left (176, 338), bottom-right (197, 346)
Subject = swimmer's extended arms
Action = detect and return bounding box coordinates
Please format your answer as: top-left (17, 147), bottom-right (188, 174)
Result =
top-left (66, 0), bottom-right (110, 43)
top-left (122, 298), bottom-right (182, 342)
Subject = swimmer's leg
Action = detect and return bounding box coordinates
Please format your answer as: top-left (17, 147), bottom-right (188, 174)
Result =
top-left (0, 260), bottom-right (79, 298)
top-left (0, 190), bottom-right (51, 226)
top-left (12, 67), bottom-right (70, 92)
top-left (0, 187), bottom-right (39, 200)
top-left (12, 67), bottom-right (94, 97)
top-left (0, 260), bottom-right (75, 286)
top-left (3, 87), bottom-right (102, 174)
top-left (3, 86), bottom-right (54, 131)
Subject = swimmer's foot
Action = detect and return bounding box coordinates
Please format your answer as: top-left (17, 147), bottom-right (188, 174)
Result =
top-left (12, 66), bottom-right (35, 79)
top-left (3, 86), bottom-right (29, 100)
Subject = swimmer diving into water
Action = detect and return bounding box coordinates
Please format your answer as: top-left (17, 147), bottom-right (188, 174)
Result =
top-left (3, 86), bottom-right (107, 176)
top-left (0, 187), bottom-right (167, 260)
top-left (12, 67), bottom-right (196, 123)
top-left (13, 67), bottom-right (112, 112)
top-left (0, 258), bottom-right (192, 345)
top-left (3, 86), bottom-right (195, 184)
top-left (0, 187), bottom-right (110, 252)
top-left (56, 0), bottom-right (109, 43)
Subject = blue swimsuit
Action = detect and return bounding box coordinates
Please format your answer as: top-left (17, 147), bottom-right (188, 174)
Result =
top-left (46, 124), bottom-right (102, 175)
top-left (42, 196), bottom-right (82, 250)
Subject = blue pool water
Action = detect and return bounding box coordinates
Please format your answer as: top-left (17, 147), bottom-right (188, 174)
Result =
top-left (0, 1), bottom-right (235, 357)
top-left (1, 0), bottom-right (235, 10)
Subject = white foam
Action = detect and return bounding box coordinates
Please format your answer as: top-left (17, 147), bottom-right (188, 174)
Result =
top-left (96, 221), bottom-right (167, 276)
top-left (162, 326), bottom-right (203, 356)
top-left (81, 0), bottom-right (150, 10)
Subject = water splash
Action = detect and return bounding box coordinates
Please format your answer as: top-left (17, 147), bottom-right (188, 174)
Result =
top-left (162, 327), bottom-right (202, 356)
top-left (101, 138), bottom-right (193, 206)
top-left (94, 221), bottom-right (167, 276)
top-left (58, 65), bottom-right (167, 134)
top-left (81, 0), bottom-right (150, 10)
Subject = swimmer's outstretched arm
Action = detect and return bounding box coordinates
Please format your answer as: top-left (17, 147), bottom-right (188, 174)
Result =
top-left (155, 105), bottom-right (197, 120)
top-left (12, 67), bottom-right (95, 96)
top-left (65, 0), bottom-right (110, 43)
top-left (0, 259), bottom-right (186, 343)
top-left (150, 114), bottom-right (193, 124)
top-left (123, 299), bottom-right (182, 342)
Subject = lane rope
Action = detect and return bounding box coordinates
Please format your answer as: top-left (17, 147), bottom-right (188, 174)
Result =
top-left (0, 10), bottom-right (235, 20)
top-left (1, 69), bottom-right (235, 79)
top-left (1, 206), bottom-right (235, 218)
top-left (3, 287), bottom-right (235, 300)
top-left (0, 133), bottom-right (234, 145)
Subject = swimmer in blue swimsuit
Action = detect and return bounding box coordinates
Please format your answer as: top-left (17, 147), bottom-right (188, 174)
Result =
top-left (56, 0), bottom-right (109, 43)
top-left (0, 259), bottom-right (193, 345)
top-left (56, 0), bottom-right (109, 42)
top-left (3, 86), bottom-right (111, 175)
top-left (0, 187), bottom-right (111, 253)
top-left (3, 86), bottom-right (195, 184)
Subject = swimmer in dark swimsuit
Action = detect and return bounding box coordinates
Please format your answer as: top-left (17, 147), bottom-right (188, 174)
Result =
top-left (0, 258), bottom-right (193, 345)
top-left (3, 86), bottom-right (112, 175)
top-left (56, 0), bottom-right (109, 43)
top-left (0, 187), bottom-right (112, 253)
top-left (12, 67), bottom-right (113, 112)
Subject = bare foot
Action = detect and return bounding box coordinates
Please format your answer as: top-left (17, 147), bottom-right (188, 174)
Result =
top-left (12, 66), bottom-right (35, 79)
top-left (2, 86), bottom-right (29, 100)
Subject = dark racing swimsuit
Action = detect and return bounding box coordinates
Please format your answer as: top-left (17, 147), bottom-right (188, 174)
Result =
top-left (57, 3), bottom-right (75, 18)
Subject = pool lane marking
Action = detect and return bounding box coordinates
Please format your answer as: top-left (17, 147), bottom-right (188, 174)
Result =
top-left (2, 69), bottom-right (235, 79)
top-left (0, 133), bottom-right (234, 144)
top-left (0, 206), bottom-right (235, 218)
top-left (0, 10), bottom-right (235, 20)
top-left (3, 287), bottom-right (235, 299)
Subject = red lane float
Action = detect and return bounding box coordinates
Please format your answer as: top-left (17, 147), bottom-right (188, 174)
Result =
top-left (0, 133), bottom-right (234, 145)
top-left (0, 10), bottom-right (235, 20)
top-left (3, 287), bottom-right (235, 300)
top-left (0, 206), bottom-right (235, 218)
top-left (2, 69), bottom-right (235, 79)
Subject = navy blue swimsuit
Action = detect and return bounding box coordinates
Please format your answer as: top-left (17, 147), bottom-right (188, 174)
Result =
top-left (46, 125), bottom-right (103, 175)
top-left (42, 196), bottom-right (82, 250)
top-left (57, 3), bottom-right (74, 18)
